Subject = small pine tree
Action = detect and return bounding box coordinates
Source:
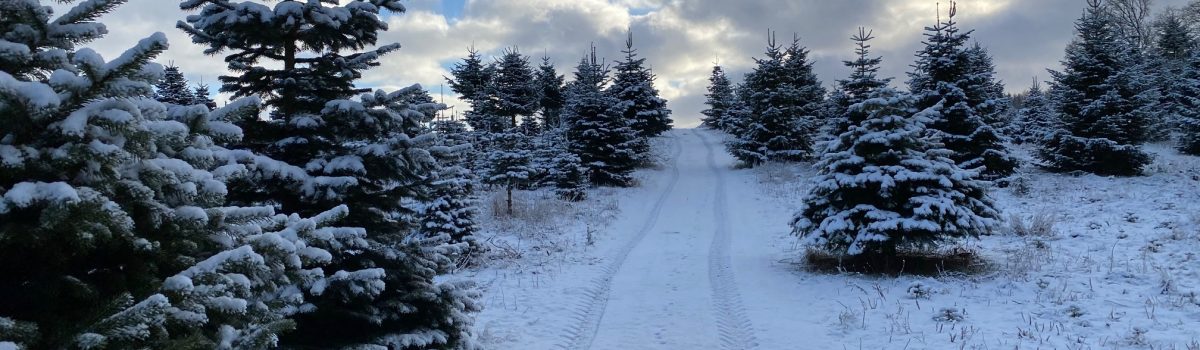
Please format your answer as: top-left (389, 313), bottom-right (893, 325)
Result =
top-left (566, 48), bottom-right (640, 187)
top-left (1042, 0), bottom-right (1152, 175)
top-left (155, 64), bottom-right (196, 106)
top-left (551, 150), bottom-right (588, 202)
top-left (701, 64), bottom-right (737, 131)
top-left (1011, 81), bottom-right (1061, 144)
top-left (908, 4), bottom-right (1018, 179)
top-left (608, 32), bottom-right (673, 138)
top-left (422, 148), bottom-right (481, 253)
top-left (482, 132), bottom-right (536, 215)
top-left (793, 88), bottom-right (999, 257)
top-left (191, 83), bottom-right (218, 110)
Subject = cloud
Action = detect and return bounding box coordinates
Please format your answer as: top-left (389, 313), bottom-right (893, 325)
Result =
top-left (74, 0), bottom-right (1195, 127)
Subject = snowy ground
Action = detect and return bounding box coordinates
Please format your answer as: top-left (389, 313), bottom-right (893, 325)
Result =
top-left (458, 129), bottom-right (1200, 350)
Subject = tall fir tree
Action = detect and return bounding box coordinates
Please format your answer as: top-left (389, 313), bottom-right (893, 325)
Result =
top-left (793, 88), bottom-right (998, 257)
top-left (448, 47), bottom-right (502, 132)
top-left (608, 32), bottom-right (673, 138)
top-left (962, 43), bottom-right (1011, 129)
top-left (908, 4), bottom-right (1019, 179)
top-left (827, 27), bottom-right (892, 135)
top-left (1174, 53), bottom-right (1200, 154)
top-left (1042, 0), bottom-right (1153, 175)
top-left (727, 33), bottom-right (824, 166)
top-left (566, 47), bottom-right (640, 187)
top-left (700, 64), bottom-right (736, 131)
top-left (179, 1), bottom-right (479, 348)
top-left (492, 47), bottom-right (539, 131)
top-left (155, 64), bottom-right (196, 106)
top-left (1011, 81), bottom-right (1061, 144)
top-left (535, 55), bottom-right (567, 129)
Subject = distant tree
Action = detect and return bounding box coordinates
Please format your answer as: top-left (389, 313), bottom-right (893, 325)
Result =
top-left (493, 47), bottom-right (539, 130)
top-left (155, 64), bottom-right (196, 106)
top-left (962, 43), bottom-right (1011, 129)
top-left (793, 88), bottom-right (998, 257)
top-left (608, 32), bottom-right (673, 138)
top-left (727, 33), bottom-right (825, 166)
top-left (1042, 0), bottom-right (1153, 175)
top-left (191, 83), bottom-right (218, 110)
top-left (449, 47), bottom-right (503, 132)
top-left (1011, 81), bottom-right (1061, 144)
top-left (701, 64), bottom-right (737, 131)
top-left (1174, 53), bottom-right (1200, 154)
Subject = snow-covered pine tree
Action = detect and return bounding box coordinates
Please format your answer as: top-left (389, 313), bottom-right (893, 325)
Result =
top-left (566, 47), bottom-right (641, 187)
top-left (1042, 0), bottom-right (1152, 175)
top-left (1174, 53), bottom-right (1200, 154)
top-left (0, 1), bottom-right (357, 347)
top-left (701, 64), bottom-right (736, 131)
top-left (1146, 11), bottom-right (1198, 143)
top-left (727, 33), bottom-right (823, 166)
top-left (493, 47), bottom-right (539, 131)
top-left (908, 3), bottom-right (1019, 179)
top-left (608, 32), bottom-right (673, 138)
top-left (179, 1), bottom-right (478, 348)
top-left (423, 139), bottom-right (481, 256)
top-left (155, 63), bottom-right (196, 106)
top-left (1011, 80), bottom-right (1061, 144)
top-left (792, 88), bottom-right (999, 258)
top-left (535, 55), bottom-right (567, 129)
top-left (1154, 10), bottom-right (1195, 62)
top-left (827, 27), bottom-right (893, 136)
top-left (191, 83), bottom-right (217, 110)
top-left (551, 150), bottom-right (588, 202)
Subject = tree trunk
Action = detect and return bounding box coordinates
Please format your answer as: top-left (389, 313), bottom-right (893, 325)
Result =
top-left (506, 186), bottom-right (514, 215)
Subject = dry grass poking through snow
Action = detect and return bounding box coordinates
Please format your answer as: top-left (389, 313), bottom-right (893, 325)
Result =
top-left (752, 144), bottom-right (1200, 349)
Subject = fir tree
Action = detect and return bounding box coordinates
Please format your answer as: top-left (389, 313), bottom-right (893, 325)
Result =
top-left (828, 27), bottom-right (893, 135)
top-left (179, 1), bottom-right (479, 348)
top-left (1154, 10), bottom-right (1195, 61)
top-left (727, 33), bottom-right (824, 166)
top-left (908, 4), bottom-right (1019, 179)
top-left (482, 132), bottom-right (535, 215)
top-left (448, 47), bottom-right (502, 132)
top-left (608, 32), bottom-right (673, 138)
top-left (155, 64), bottom-right (196, 106)
top-left (551, 150), bottom-right (588, 202)
top-left (1011, 81), bottom-right (1061, 144)
top-left (423, 140), bottom-right (481, 253)
top-left (566, 48), bottom-right (640, 187)
top-left (792, 88), bottom-right (999, 257)
top-left (535, 55), bottom-right (567, 129)
top-left (493, 47), bottom-right (539, 130)
top-left (962, 43), bottom-right (1011, 129)
top-left (191, 83), bottom-right (217, 110)
top-left (701, 64), bottom-right (736, 131)
top-left (1042, 0), bottom-right (1152, 175)
top-left (1174, 53), bottom-right (1200, 154)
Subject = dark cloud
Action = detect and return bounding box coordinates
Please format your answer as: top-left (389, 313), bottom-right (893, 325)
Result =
top-left (78, 0), bottom-right (1195, 126)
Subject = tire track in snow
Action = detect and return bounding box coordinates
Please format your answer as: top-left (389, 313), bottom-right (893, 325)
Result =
top-left (556, 132), bottom-right (684, 350)
top-left (697, 130), bottom-right (760, 350)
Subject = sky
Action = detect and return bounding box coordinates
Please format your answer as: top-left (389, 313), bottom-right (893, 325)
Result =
top-left (73, 0), bottom-right (1193, 127)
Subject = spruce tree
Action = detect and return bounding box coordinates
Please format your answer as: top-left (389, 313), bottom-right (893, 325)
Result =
top-left (551, 150), bottom-right (588, 202)
top-left (1011, 81), bottom-right (1061, 144)
top-left (423, 139), bottom-right (481, 251)
top-left (535, 55), bottom-right (567, 129)
top-left (493, 47), bottom-right (539, 130)
top-left (908, 4), bottom-right (1019, 179)
top-left (962, 43), bottom-right (1011, 129)
top-left (179, 1), bottom-right (478, 348)
top-left (727, 33), bottom-right (823, 166)
top-left (828, 27), bottom-right (892, 135)
top-left (1042, 0), bottom-right (1152, 175)
top-left (608, 32), bottom-right (673, 138)
top-left (0, 1), bottom-right (359, 347)
top-left (191, 83), bottom-right (217, 110)
top-left (792, 88), bottom-right (998, 257)
top-left (1174, 53), bottom-right (1200, 154)
top-left (155, 64), bottom-right (196, 106)
top-left (701, 64), bottom-right (736, 131)
top-left (566, 48), bottom-right (640, 187)
top-left (448, 47), bottom-right (502, 132)
top-left (482, 132), bottom-right (536, 215)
